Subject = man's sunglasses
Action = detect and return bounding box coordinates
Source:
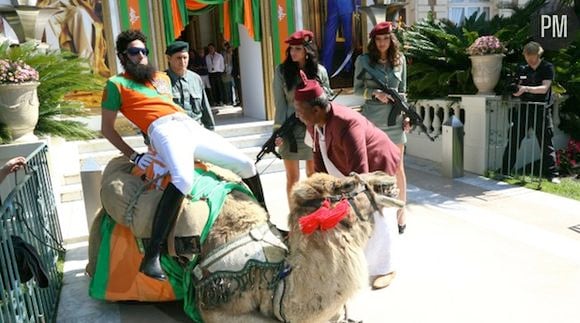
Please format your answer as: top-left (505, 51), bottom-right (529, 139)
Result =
top-left (125, 47), bottom-right (149, 56)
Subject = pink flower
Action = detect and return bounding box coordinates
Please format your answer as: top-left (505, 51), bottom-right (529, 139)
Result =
top-left (0, 59), bottom-right (39, 84)
top-left (466, 36), bottom-right (506, 56)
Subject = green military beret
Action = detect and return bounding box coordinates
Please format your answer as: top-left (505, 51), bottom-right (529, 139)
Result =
top-left (166, 41), bottom-right (189, 55)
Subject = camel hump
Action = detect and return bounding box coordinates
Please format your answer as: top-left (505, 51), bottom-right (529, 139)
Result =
top-left (99, 156), bottom-right (253, 242)
top-left (99, 157), bottom-right (207, 238)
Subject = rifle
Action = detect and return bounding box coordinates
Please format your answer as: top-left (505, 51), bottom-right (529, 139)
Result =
top-left (256, 114), bottom-right (299, 164)
top-left (358, 67), bottom-right (436, 142)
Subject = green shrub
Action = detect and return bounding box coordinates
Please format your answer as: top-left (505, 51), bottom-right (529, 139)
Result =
top-left (551, 33), bottom-right (580, 140)
top-left (400, 0), bottom-right (548, 99)
top-left (0, 41), bottom-right (104, 143)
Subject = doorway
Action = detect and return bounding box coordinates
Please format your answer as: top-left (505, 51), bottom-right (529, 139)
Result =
top-left (179, 10), bottom-right (266, 120)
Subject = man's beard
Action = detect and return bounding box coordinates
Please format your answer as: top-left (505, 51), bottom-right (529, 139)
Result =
top-left (124, 60), bottom-right (156, 83)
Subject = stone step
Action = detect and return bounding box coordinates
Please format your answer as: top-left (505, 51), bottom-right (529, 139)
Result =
top-left (228, 133), bottom-right (272, 149)
top-left (215, 121), bottom-right (273, 138)
top-left (60, 183), bottom-right (83, 203)
top-left (77, 146), bottom-right (279, 172)
top-left (79, 151), bottom-right (124, 170)
top-left (63, 120), bottom-right (282, 204)
top-left (77, 134), bottom-right (271, 167)
top-left (76, 136), bottom-right (146, 155)
top-left (61, 155), bottom-right (284, 203)
top-left (75, 122), bottom-right (273, 155)
top-left (63, 173), bottom-right (81, 186)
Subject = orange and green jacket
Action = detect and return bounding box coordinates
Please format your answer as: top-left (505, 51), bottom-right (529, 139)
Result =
top-left (101, 72), bottom-right (184, 133)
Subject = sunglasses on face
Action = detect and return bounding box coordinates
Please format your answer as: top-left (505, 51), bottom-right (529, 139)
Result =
top-left (125, 47), bottom-right (149, 56)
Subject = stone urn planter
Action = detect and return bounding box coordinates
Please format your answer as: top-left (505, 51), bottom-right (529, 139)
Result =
top-left (0, 82), bottom-right (40, 142)
top-left (469, 54), bottom-right (504, 95)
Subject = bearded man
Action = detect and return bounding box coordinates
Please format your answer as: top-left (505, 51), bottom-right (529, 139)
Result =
top-left (100, 30), bottom-right (266, 281)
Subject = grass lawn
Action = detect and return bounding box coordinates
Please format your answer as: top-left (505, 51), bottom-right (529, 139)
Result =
top-left (500, 175), bottom-right (580, 201)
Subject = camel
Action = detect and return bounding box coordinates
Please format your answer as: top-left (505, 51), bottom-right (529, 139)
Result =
top-left (93, 157), bottom-right (403, 322)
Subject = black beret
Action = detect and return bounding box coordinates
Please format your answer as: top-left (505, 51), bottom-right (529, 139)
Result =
top-left (166, 41), bottom-right (189, 55)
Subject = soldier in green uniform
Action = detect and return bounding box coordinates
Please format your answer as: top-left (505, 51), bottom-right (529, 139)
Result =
top-left (272, 30), bottom-right (332, 206)
top-left (165, 41), bottom-right (216, 130)
top-left (354, 21), bottom-right (409, 234)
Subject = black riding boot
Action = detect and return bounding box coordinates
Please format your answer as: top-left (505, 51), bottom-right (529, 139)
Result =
top-left (139, 182), bottom-right (184, 280)
top-left (242, 174), bottom-right (267, 211)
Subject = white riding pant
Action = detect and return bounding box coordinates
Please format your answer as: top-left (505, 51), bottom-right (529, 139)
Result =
top-left (148, 113), bottom-right (257, 195)
top-left (364, 207), bottom-right (398, 276)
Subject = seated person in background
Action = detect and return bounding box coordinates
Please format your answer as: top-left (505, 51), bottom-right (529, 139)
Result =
top-left (38, 0), bottom-right (110, 76)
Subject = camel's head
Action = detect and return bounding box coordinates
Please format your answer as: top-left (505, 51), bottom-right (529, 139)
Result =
top-left (287, 171), bottom-right (404, 247)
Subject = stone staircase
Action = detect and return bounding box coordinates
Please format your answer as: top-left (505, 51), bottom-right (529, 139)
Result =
top-left (57, 95), bottom-right (367, 206)
top-left (59, 120), bottom-right (285, 205)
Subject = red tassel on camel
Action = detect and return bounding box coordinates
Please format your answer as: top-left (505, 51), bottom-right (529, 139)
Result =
top-left (299, 199), bottom-right (351, 234)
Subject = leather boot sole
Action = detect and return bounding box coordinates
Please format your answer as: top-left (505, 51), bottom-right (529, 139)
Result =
top-left (372, 271), bottom-right (396, 290)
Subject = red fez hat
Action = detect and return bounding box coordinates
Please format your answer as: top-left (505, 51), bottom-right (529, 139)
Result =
top-left (295, 70), bottom-right (324, 102)
top-left (369, 21), bottom-right (393, 38)
top-left (285, 30), bottom-right (314, 46)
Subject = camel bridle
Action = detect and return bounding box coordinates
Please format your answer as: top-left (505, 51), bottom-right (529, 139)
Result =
top-left (301, 174), bottom-right (383, 222)
top-left (273, 174), bottom-right (385, 322)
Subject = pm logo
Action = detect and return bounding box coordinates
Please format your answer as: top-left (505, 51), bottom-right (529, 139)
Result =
top-left (531, 1), bottom-right (579, 50)
top-left (541, 14), bottom-right (568, 38)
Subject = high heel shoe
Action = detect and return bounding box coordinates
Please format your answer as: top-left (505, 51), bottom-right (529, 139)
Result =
top-left (398, 224), bottom-right (406, 234)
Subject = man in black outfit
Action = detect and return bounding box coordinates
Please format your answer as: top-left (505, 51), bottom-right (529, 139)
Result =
top-left (502, 41), bottom-right (560, 183)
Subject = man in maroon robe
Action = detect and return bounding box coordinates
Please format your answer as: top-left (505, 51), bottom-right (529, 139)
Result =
top-left (294, 70), bottom-right (402, 290)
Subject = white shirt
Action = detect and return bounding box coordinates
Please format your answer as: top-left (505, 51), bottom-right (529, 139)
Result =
top-left (315, 125), bottom-right (346, 178)
top-left (205, 52), bottom-right (225, 73)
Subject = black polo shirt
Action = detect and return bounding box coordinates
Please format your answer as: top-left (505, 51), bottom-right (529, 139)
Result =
top-left (520, 59), bottom-right (554, 105)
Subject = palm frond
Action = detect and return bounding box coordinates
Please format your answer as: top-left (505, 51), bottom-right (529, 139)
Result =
top-left (400, 0), bottom-right (569, 99)
top-left (0, 41), bottom-right (104, 141)
top-left (35, 119), bottom-right (97, 140)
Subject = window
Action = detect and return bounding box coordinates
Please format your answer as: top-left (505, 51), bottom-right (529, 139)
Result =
top-left (448, 0), bottom-right (491, 25)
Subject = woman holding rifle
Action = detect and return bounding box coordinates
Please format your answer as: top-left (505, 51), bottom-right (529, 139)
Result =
top-left (354, 21), bottom-right (409, 239)
top-left (273, 30), bottom-right (332, 207)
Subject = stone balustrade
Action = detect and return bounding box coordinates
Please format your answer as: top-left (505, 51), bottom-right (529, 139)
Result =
top-left (405, 95), bottom-right (568, 175)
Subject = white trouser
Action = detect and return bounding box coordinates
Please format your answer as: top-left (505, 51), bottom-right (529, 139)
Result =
top-left (364, 207), bottom-right (398, 276)
top-left (148, 113), bottom-right (257, 195)
top-left (316, 129), bottom-right (398, 276)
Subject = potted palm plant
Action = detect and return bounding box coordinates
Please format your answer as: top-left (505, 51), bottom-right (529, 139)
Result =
top-left (0, 41), bottom-right (103, 143)
top-left (0, 58), bottom-right (40, 142)
top-left (467, 35), bottom-right (506, 94)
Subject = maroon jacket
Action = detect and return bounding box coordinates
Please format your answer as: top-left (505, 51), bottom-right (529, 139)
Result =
top-left (307, 103), bottom-right (401, 176)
